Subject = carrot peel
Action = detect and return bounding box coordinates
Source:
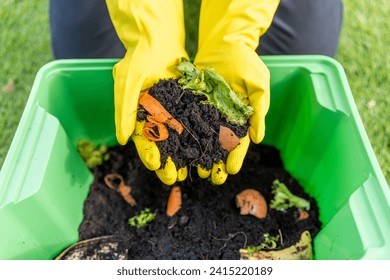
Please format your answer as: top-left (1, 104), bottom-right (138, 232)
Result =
top-left (166, 186), bottom-right (182, 217)
top-left (142, 116), bottom-right (169, 141)
top-left (104, 173), bottom-right (137, 207)
top-left (139, 91), bottom-right (184, 135)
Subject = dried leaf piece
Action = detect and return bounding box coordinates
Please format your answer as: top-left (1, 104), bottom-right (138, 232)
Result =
top-left (104, 173), bottom-right (136, 207)
top-left (1, 80), bottom-right (15, 93)
top-left (219, 125), bottom-right (240, 152)
top-left (139, 91), bottom-right (184, 134)
top-left (166, 186), bottom-right (182, 217)
top-left (236, 189), bottom-right (267, 219)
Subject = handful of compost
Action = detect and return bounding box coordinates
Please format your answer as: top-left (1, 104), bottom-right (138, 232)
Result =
top-left (135, 59), bottom-right (253, 185)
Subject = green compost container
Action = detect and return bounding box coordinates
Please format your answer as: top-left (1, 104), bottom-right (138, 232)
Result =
top-left (0, 56), bottom-right (389, 260)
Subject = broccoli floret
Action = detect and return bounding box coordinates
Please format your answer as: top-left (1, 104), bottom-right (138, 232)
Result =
top-left (77, 139), bottom-right (110, 169)
top-left (128, 208), bottom-right (156, 229)
top-left (270, 180), bottom-right (310, 211)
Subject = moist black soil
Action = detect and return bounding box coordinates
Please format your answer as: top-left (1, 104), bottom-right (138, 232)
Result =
top-left (76, 142), bottom-right (321, 260)
top-left (137, 79), bottom-right (249, 170)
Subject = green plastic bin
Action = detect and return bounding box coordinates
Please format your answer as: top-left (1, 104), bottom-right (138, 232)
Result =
top-left (0, 56), bottom-right (389, 260)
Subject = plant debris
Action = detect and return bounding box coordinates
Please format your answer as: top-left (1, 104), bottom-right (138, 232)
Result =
top-left (236, 189), bottom-right (268, 219)
top-left (128, 208), bottom-right (156, 229)
top-left (104, 173), bottom-right (136, 207)
top-left (177, 59), bottom-right (254, 126)
top-left (77, 139), bottom-right (110, 169)
top-left (166, 186), bottom-right (182, 217)
top-left (1, 79), bottom-right (15, 94)
top-left (243, 232), bottom-right (279, 254)
top-left (270, 179), bottom-right (310, 211)
top-left (138, 91), bottom-right (184, 135)
top-left (219, 125), bottom-right (240, 152)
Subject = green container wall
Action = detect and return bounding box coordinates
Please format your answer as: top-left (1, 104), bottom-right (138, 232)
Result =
top-left (0, 57), bottom-right (389, 260)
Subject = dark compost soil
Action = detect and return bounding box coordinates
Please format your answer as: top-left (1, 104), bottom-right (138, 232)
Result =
top-left (76, 142), bottom-right (322, 260)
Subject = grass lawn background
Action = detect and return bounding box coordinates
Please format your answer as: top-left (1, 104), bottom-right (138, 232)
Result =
top-left (0, 0), bottom-right (389, 184)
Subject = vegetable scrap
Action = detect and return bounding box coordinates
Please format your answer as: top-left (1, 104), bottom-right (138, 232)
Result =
top-left (270, 179), bottom-right (310, 211)
top-left (166, 186), bottom-right (182, 217)
top-left (77, 139), bottom-right (110, 169)
top-left (243, 232), bottom-right (279, 254)
top-left (143, 115), bottom-right (169, 141)
top-left (138, 90), bottom-right (183, 142)
top-left (177, 58), bottom-right (254, 126)
top-left (219, 125), bottom-right (240, 152)
top-left (104, 173), bottom-right (136, 207)
top-left (128, 208), bottom-right (156, 229)
top-left (235, 189), bottom-right (268, 219)
top-left (297, 209), bottom-right (309, 221)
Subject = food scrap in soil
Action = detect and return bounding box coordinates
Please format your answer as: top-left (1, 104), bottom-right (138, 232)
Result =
top-left (137, 78), bottom-right (249, 171)
top-left (75, 142), bottom-right (322, 260)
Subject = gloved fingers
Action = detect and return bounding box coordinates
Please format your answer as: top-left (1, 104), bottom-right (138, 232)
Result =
top-left (247, 56), bottom-right (270, 144)
top-left (211, 160), bottom-right (228, 185)
top-left (155, 156), bottom-right (178, 186)
top-left (132, 121), bottom-right (161, 171)
top-left (226, 133), bottom-right (250, 175)
top-left (197, 165), bottom-right (211, 179)
top-left (114, 51), bottom-right (149, 145)
top-left (177, 166), bottom-right (188, 182)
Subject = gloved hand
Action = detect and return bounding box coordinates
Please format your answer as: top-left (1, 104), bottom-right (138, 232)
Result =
top-left (106, 0), bottom-right (189, 185)
top-left (194, 0), bottom-right (280, 185)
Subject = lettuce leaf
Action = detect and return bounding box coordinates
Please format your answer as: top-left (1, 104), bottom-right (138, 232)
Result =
top-left (177, 59), bottom-right (254, 126)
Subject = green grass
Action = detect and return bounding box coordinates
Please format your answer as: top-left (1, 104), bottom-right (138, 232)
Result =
top-left (0, 0), bottom-right (53, 167)
top-left (0, 0), bottom-right (389, 184)
top-left (336, 0), bottom-right (390, 183)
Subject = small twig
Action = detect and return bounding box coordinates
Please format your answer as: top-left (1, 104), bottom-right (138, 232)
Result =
top-left (189, 138), bottom-right (212, 181)
top-left (278, 229), bottom-right (284, 246)
top-left (180, 121), bottom-right (201, 150)
top-left (176, 91), bottom-right (187, 104)
top-left (210, 231), bottom-right (248, 250)
top-left (210, 127), bottom-right (218, 135)
top-left (147, 239), bottom-right (156, 252)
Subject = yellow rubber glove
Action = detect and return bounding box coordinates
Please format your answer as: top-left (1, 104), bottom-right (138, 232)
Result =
top-left (194, 0), bottom-right (280, 185)
top-left (106, 0), bottom-right (189, 185)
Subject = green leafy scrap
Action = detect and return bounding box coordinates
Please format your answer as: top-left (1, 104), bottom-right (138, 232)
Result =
top-left (77, 139), bottom-right (109, 169)
top-left (177, 59), bottom-right (254, 126)
top-left (128, 208), bottom-right (156, 229)
top-left (244, 233), bottom-right (280, 255)
top-left (270, 180), bottom-right (310, 211)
